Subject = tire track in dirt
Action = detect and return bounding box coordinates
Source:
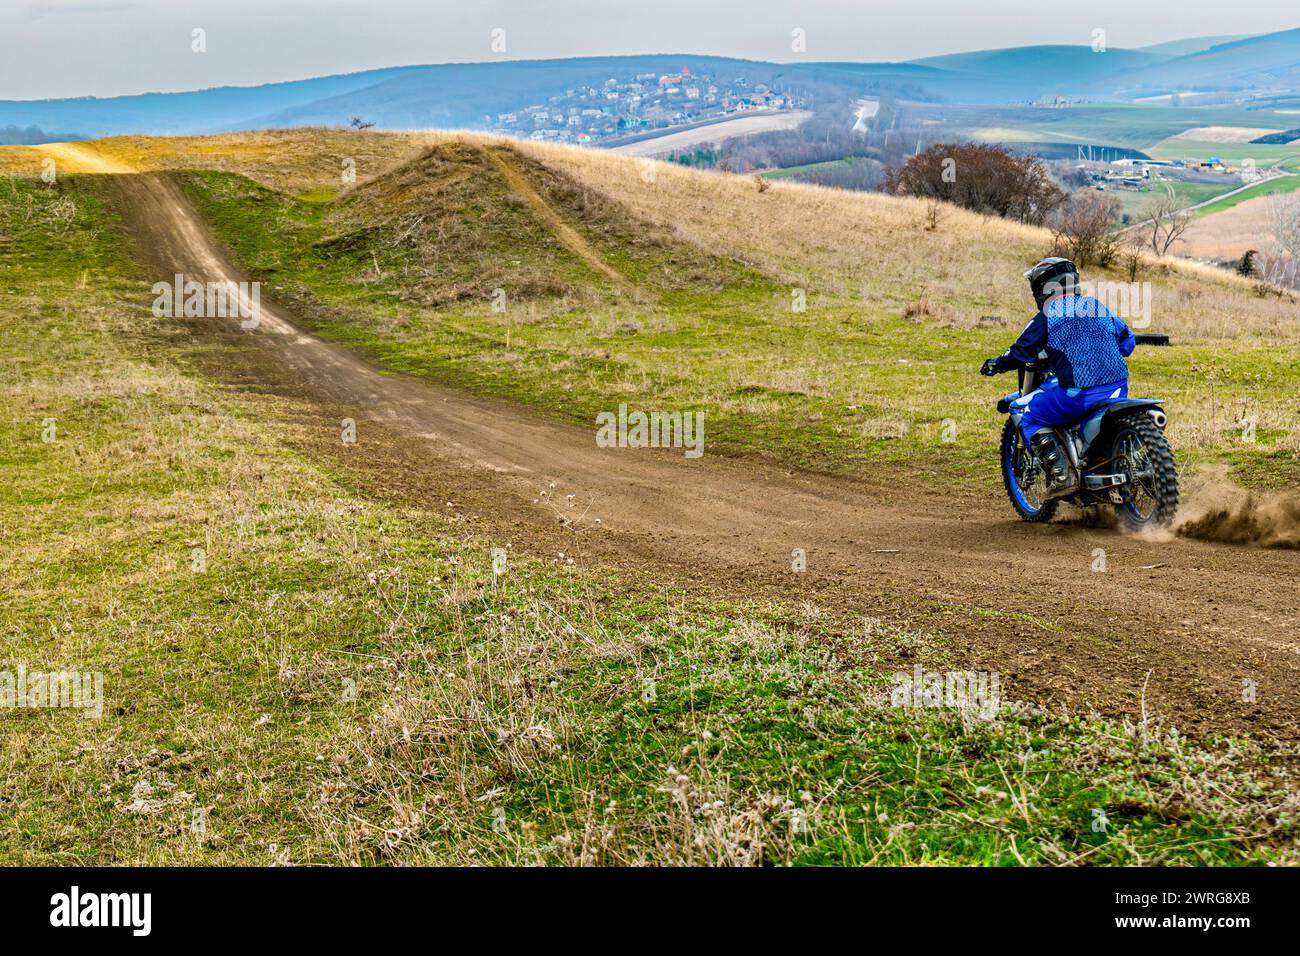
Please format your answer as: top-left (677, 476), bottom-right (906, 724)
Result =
top-left (104, 170), bottom-right (1300, 742)
top-left (482, 144), bottom-right (638, 293)
top-left (26, 142), bottom-right (136, 175)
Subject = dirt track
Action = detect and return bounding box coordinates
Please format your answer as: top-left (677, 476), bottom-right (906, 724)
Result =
top-left (29, 141), bottom-right (136, 175)
top-left (106, 170), bottom-right (1300, 742)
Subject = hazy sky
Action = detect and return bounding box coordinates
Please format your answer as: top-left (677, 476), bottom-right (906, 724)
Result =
top-left (3, 0), bottom-right (1298, 100)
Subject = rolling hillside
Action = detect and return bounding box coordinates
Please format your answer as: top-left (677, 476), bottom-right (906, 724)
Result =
top-left (1138, 34), bottom-right (1252, 57)
top-left (0, 55), bottom-right (903, 140)
top-left (911, 45), bottom-right (1169, 91)
top-left (0, 65), bottom-right (426, 141)
top-left (33, 129), bottom-right (1291, 473)
top-left (6, 28), bottom-right (1300, 142)
top-left (1112, 28), bottom-right (1300, 93)
top-left (4, 131), bottom-right (1300, 867)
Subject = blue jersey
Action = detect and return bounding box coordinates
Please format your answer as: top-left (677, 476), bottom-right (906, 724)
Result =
top-left (993, 295), bottom-right (1135, 389)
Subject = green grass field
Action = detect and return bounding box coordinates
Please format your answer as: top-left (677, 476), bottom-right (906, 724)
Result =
top-left (173, 162), bottom-right (1300, 492)
top-left (964, 101), bottom-right (1300, 151)
top-left (1149, 140), bottom-right (1300, 172)
top-left (760, 159), bottom-right (857, 179)
top-left (1114, 175), bottom-right (1300, 221)
top-left (7, 174), bottom-right (1297, 864)
top-left (1114, 179), bottom-right (1235, 220)
top-left (759, 157), bottom-right (879, 183)
top-left (1192, 174), bottom-right (1300, 217)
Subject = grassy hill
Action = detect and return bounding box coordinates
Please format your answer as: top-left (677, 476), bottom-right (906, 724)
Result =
top-left (912, 45), bottom-right (1169, 94)
top-left (1114, 28), bottom-right (1300, 94)
top-left (81, 129), bottom-right (1297, 488)
top-left (3, 135), bottom-right (1299, 865)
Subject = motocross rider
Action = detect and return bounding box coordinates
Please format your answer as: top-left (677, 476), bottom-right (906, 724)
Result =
top-left (980, 257), bottom-right (1136, 492)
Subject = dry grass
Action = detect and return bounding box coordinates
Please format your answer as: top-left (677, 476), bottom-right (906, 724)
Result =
top-left (518, 139), bottom-right (1300, 344)
top-left (1169, 127), bottom-right (1284, 144)
top-left (0, 129), bottom-right (444, 193)
top-left (5, 129), bottom-right (1291, 344)
top-left (4, 172), bottom-right (1298, 867)
top-left (1174, 189), bottom-right (1300, 259)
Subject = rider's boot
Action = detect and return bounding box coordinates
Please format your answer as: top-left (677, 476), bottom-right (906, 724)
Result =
top-left (1031, 431), bottom-right (1072, 493)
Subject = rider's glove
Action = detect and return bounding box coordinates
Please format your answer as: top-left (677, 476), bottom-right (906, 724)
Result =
top-left (980, 357), bottom-right (1001, 377)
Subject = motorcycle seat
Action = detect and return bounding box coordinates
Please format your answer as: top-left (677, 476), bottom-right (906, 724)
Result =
top-left (1078, 402), bottom-right (1114, 449)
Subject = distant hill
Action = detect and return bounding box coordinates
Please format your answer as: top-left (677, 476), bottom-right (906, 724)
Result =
top-left (910, 44), bottom-right (1170, 96)
top-left (0, 54), bottom-right (987, 138)
top-left (1138, 35), bottom-right (1252, 57)
top-left (3, 28), bottom-right (1299, 138)
top-left (251, 56), bottom-right (804, 130)
top-left (1112, 28), bottom-right (1300, 94)
top-left (0, 65), bottom-right (425, 139)
top-left (0, 124), bottom-right (87, 145)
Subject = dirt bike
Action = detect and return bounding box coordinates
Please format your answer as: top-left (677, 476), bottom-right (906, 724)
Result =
top-left (994, 338), bottom-right (1179, 528)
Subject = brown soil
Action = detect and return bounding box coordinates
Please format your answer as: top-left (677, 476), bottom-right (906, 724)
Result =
top-left (110, 171), bottom-right (1300, 743)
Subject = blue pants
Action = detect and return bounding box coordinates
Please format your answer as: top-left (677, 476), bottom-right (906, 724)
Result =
top-left (1012, 377), bottom-right (1128, 438)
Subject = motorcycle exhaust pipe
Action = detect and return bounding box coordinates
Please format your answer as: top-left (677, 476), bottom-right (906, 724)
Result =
top-left (1149, 409), bottom-right (1167, 430)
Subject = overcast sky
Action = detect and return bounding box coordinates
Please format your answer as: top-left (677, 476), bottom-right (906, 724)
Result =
top-left (3, 0), bottom-right (1297, 100)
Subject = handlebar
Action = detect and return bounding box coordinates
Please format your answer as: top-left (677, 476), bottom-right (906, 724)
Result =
top-left (1005, 334), bottom-right (1170, 390)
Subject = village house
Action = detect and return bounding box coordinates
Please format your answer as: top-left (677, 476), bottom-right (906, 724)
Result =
top-left (485, 62), bottom-right (802, 144)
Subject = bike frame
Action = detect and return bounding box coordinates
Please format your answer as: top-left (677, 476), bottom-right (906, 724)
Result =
top-left (1013, 362), bottom-right (1082, 478)
top-left (1005, 359), bottom-right (1166, 504)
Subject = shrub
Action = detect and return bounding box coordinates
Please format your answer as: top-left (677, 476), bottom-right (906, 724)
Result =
top-left (1237, 249), bottom-right (1258, 278)
top-left (1049, 191), bottom-right (1122, 267)
top-left (884, 142), bottom-right (1066, 225)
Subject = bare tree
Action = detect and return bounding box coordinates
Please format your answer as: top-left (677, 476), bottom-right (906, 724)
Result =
top-left (1269, 192), bottom-right (1300, 259)
top-left (1142, 192), bottom-right (1192, 256)
top-left (923, 199), bottom-right (944, 231)
top-left (349, 116), bottom-right (375, 131)
top-left (1050, 191), bottom-right (1122, 267)
top-left (1120, 231), bottom-right (1145, 282)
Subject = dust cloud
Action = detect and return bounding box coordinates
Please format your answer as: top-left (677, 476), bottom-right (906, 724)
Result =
top-left (1175, 471), bottom-right (1300, 549)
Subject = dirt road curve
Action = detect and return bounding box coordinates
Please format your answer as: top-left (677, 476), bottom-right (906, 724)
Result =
top-left (29, 142), bottom-right (136, 175)
top-left (105, 170), bottom-right (1299, 741)
top-left (608, 110), bottom-right (813, 157)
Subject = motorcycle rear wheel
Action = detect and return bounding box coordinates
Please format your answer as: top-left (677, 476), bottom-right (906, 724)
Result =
top-left (1110, 412), bottom-right (1179, 529)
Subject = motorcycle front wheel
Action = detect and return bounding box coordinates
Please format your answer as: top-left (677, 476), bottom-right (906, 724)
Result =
top-left (1000, 419), bottom-right (1058, 523)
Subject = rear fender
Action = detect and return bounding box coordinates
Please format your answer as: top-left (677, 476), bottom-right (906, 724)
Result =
top-left (1083, 399), bottom-right (1166, 452)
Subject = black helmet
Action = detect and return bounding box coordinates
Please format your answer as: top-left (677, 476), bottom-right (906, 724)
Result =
top-left (1025, 257), bottom-right (1079, 309)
